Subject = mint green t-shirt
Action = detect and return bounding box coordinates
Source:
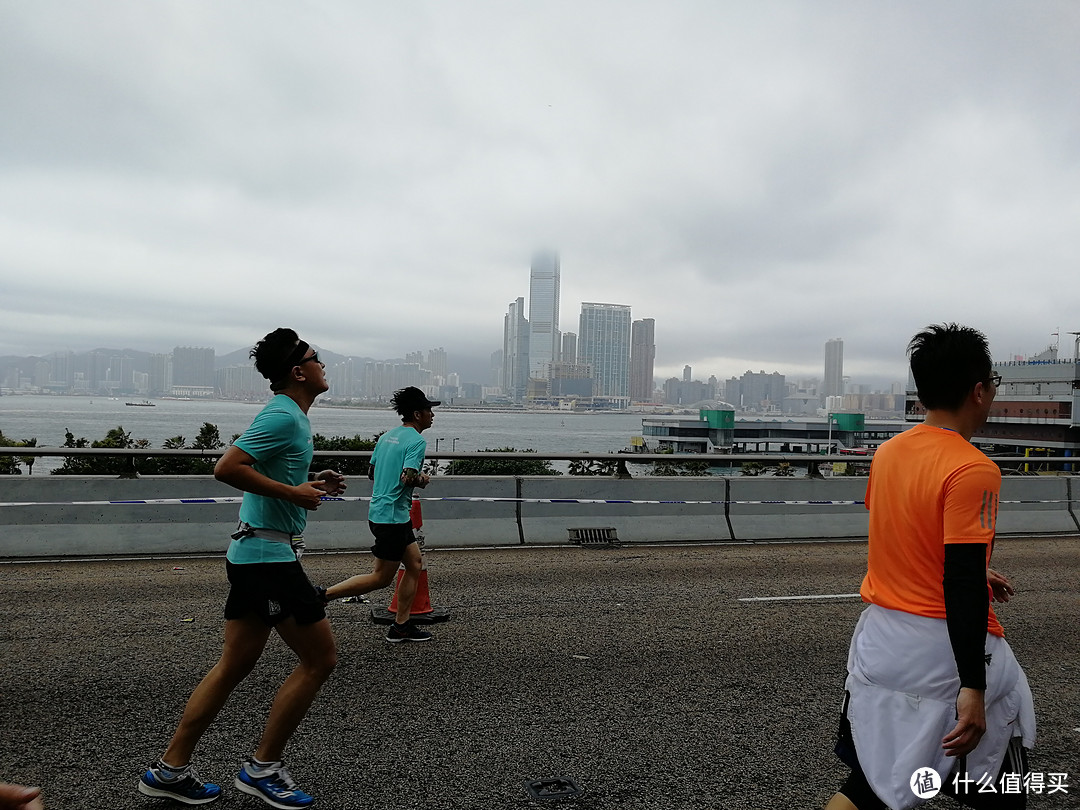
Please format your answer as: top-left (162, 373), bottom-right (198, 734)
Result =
top-left (368, 425), bottom-right (427, 525)
top-left (225, 395), bottom-right (313, 564)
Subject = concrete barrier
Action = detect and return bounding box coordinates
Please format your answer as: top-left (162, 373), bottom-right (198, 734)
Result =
top-left (0, 474), bottom-right (1076, 557)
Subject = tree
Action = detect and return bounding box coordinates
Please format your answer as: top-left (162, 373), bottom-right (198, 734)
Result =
top-left (53, 426), bottom-right (146, 476)
top-left (311, 434), bottom-right (378, 476)
top-left (568, 459), bottom-right (621, 476)
top-left (648, 448), bottom-right (709, 476)
top-left (445, 448), bottom-right (562, 476)
top-left (139, 425), bottom-right (225, 475)
top-left (0, 430), bottom-right (22, 475)
top-left (18, 437), bottom-right (38, 475)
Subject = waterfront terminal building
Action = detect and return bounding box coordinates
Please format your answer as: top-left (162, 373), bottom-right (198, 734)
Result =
top-left (632, 354), bottom-right (1080, 466)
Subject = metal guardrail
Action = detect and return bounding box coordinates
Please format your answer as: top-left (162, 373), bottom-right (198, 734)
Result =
top-left (0, 446), bottom-right (1077, 469)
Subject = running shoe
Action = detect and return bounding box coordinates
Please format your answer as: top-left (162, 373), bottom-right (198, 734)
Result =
top-left (385, 621), bottom-right (432, 643)
top-left (138, 762), bottom-right (222, 805)
top-left (234, 760), bottom-right (314, 809)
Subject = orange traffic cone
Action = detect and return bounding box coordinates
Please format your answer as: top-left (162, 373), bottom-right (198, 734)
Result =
top-left (372, 497), bottom-right (451, 625)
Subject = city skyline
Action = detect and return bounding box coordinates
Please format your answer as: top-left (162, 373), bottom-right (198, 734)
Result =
top-left (3, 4), bottom-right (1079, 390)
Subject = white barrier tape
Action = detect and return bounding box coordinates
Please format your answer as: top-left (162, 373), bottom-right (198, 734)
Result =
top-left (0, 495), bottom-right (1071, 507)
top-left (0, 496), bottom-right (855, 507)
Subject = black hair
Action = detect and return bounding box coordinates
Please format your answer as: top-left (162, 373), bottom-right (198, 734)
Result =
top-left (250, 328), bottom-right (309, 390)
top-left (390, 386), bottom-right (429, 421)
top-left (907, 323), bottom-right (993, 411)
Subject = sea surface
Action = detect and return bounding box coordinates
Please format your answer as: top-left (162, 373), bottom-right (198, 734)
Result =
top-left (0, 394), bottom-right (647, 474)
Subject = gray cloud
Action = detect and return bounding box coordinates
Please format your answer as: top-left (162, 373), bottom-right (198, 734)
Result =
top-left (2, 1), bottom-right (1078, 386)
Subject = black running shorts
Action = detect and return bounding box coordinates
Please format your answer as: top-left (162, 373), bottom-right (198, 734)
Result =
top-left (224, 560), bottom-right (326, 626)
top-left (368, 521), bottom-right (416, 562)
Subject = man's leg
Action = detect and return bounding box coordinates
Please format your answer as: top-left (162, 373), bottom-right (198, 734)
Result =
top-left (392, 542), bottom-right (423, 625)
top-left (252, 616), bottom-right (337, 763)
top-left (324, 558), bottom-right (399, 600)
top-left (161, 615), bottom-right (272, 767)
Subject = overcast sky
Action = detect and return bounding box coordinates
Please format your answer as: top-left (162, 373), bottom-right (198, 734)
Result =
top-left (3, 1), bottom-right (1078, 386)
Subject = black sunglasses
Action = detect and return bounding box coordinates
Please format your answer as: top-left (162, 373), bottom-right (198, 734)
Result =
top-left (989, 373), bottom-right (1002, 388)
top-left (296, 351), bottom-right (320, 367)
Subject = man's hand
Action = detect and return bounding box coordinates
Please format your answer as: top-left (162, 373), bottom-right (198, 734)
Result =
top-left (943, 687), bottom-right (986, 757)
top-left (313, 469), bottom-right (347, 497)
top-left (400, 468), bottom-right (430, 488)
top-left (290, 481), bottom-right (329, 510)
top-left (0, 783), bottom-right (44, 810)
top-left (987, 568), bottom-right (1015, 603)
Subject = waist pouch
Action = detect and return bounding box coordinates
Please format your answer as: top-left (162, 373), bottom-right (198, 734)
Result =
top-left (231, 522), bottom-right (307, 558)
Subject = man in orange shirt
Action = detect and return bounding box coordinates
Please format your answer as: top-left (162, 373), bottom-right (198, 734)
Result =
top-left (825, 324), bottom-right (1034, 810)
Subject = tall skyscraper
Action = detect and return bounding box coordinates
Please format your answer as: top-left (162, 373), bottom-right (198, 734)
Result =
top-left (527, 251), bottom-right (560, 380)
top-left (824, 338), bottom-right (844, 399)
top-left (426, 347), bottom-right (448, 381)
top-left (172, 346), bottom-right (215, 396)
top-left (502, 297), bottom-right (530, 401)
top-left (148, 353), bottom-right (172, 396)
top-left (561, 332), bottom-right (578, 364)
top-left (630, 318), bottom-right (655, 403)
top-left (579, 303), bottom-right (632, 401)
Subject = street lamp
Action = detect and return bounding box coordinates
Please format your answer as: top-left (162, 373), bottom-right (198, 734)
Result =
top-left (435, 438), bottom-right (442, 452)
top-left (452, 438), bottom-right (460, 451)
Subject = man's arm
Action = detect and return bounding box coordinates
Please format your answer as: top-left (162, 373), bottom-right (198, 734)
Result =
top-left (941, 541), bottom-right (990, 757)
top-left (400, 468), bottom-right (430, 488)
top-left (214, 445), bottom-right (327, 510)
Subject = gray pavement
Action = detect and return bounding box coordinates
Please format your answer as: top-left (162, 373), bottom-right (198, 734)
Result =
top-left (1, 536), bottom-right (1077, 809)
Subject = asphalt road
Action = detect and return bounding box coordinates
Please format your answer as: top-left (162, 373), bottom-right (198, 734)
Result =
top-left (1, 536), bottom-right (1077, 809)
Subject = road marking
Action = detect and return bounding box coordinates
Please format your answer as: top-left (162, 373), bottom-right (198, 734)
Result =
top-left (739, 593), bottom-right (861, 602)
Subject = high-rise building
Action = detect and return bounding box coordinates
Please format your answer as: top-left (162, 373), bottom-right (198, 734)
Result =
top-left (824, 338), bottom-right (844, 399)
top-left (49, 351), bottom-right (74, 388)
top-left (502, 297), bottom-right (530, 401)
top-left (630, 318), bottom-right (655, 403)
top-left (148, 353), bottom-right (172, 396)
top-left (579, 303), bottom-right (632, 402)
top-left (561, 332), bottom-right (578, 365)
top-left (739, 370), bottom-right (786, 412)
top-left (426, 347), bottom-right (448, 381)
top-left (217, 364), bottom-right (264, 400)
top-left (172, 346), bottom-right (216, 397)
top-left (528, 251), bottom-right (560, 381)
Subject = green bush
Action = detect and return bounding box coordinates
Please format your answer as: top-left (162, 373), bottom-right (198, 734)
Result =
top-left (445, 447), bottom-right (561, 476)
top-left (0, 430), bottom-right (26, 475)
top-left (311, 434), bottom-right (378, 476)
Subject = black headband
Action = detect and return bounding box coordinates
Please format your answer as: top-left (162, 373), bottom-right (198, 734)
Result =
top-left (270, 340), bottom-right (310, 388)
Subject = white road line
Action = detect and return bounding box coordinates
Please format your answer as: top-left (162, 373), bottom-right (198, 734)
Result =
top-left (738, 593), bottom-right (861, 602)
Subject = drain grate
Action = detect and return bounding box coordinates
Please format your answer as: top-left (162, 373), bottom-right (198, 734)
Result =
top-left (567, 526), bottom-right (619, 546)
top-left (524, 777), bottom-right (585, 801)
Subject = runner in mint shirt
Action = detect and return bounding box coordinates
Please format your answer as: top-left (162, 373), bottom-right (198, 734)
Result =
top-left (140, 329), bottom-right (345, 810)
top-left (326, 386), bottom-right (439, 643)
top-left (367, 423), bottom-right (428, 525)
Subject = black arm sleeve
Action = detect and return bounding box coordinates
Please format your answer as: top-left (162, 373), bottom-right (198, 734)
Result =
top-left (943, 543), bottom-right (990, 690)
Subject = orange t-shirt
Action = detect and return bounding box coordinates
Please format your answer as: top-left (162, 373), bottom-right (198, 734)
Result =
top-left (860, 423), bottom-right (1004, 637)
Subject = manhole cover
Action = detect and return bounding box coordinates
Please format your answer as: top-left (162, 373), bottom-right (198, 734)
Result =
top-left (524, 777), bottom-right (585, 801)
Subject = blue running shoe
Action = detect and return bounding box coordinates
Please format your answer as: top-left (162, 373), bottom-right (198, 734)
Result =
top-left (138, 762), bottom-right (222, 804)
top-left (234, 761), bottom-right (314, 809)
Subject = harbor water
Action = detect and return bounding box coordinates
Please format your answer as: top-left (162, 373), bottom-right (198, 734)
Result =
top-left (0, 395), bottom-right (647, 474)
